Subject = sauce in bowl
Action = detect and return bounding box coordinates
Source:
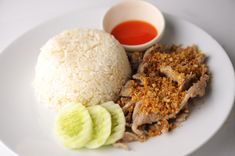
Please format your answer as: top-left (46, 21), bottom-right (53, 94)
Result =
top-left (111, 20), bottom-right (158, 45)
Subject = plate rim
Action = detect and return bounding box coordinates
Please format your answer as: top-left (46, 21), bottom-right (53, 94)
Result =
top-left (0, 7), bottom-right (234, 156)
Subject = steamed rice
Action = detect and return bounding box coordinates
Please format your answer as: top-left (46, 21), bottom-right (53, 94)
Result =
top-left (33, 29), bottom-right (131, 108)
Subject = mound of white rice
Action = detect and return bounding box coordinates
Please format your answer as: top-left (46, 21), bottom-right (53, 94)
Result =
top-left (33, 29), bottom-right (131, 108)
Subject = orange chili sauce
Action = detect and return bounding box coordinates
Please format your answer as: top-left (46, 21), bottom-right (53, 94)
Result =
top-left (111, 20), bottom-right (157, 45)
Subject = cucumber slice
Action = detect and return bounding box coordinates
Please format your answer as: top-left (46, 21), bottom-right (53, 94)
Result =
top-left (55, 103), bottom-right (93, 149)
top-left (85, 105), bottom-right (111, 149)
top-left (101, 101), bottom-right (126, 145)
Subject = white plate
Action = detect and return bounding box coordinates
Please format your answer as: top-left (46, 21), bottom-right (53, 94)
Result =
top-left (0, 6), bottom-right (234, 156)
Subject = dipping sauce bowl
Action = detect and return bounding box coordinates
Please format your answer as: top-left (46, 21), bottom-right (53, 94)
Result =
top-left (103, 0), bottom-right (165, 51)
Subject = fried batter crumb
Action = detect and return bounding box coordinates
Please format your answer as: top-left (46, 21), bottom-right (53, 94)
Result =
top-left (118, 44), bottom-right (210, 140)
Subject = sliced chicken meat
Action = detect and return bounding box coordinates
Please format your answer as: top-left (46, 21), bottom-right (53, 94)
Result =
top-left (118, 44), bottom-right (210, 138)
top-left (131, 74), bottom-right (209, 135)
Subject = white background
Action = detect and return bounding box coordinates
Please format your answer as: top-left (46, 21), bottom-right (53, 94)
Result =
top-left (0, 0), bottom-right (235, 155)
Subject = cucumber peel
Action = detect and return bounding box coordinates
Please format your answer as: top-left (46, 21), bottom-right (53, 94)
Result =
top-left (101, 101), bottom-right (126, 145)
top-left (55, 103), bottom-right (93, 149)
top-left (85, 105), bottom-right (112, 149)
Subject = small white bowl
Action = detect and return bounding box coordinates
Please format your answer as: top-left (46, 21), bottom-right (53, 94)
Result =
top-left (103, 0), bottom-right (165, 51)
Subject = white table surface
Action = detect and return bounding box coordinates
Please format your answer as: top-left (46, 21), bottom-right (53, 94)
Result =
top-left (0, 0), bottom-right (234, 155)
